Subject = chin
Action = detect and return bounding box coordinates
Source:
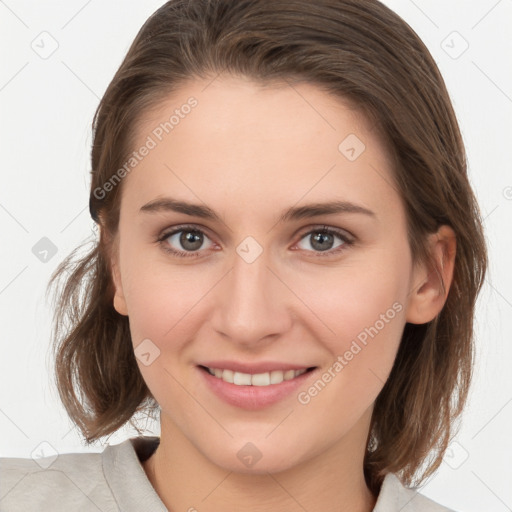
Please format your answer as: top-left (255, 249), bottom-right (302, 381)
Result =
top-left (199, 436), bottom-right (307, 475)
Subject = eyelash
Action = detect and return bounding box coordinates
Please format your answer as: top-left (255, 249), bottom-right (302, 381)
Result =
top-left (156, 224), bottom-right (354, 259)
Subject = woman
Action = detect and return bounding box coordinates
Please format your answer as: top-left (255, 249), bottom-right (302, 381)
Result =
top-left (0, 0), bottom-right (487, 510)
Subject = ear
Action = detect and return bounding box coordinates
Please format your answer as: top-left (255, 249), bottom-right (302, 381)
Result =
top-left (405, 225), bottom-right (456, 324)
top-left (108, 236), bottom-right (129, 317)
top-left (111, 259), bottom-right (128, 316)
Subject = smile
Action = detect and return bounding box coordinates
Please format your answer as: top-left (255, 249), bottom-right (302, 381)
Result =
top-left (200, 365), bottom-right (315, 386)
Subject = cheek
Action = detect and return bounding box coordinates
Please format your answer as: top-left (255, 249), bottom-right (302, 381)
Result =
top-left (121, 261), bottom-right (215, 400)
top-left (297, 256), bottom-right (408, 341)
top-left (120, 251), bottom-right (215, 348)
top-left (289, 243), bottom-right (411, 389)
top-left (292, 268), bottom-right (407, 432)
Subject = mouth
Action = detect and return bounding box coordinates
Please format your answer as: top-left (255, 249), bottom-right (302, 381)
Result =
top-left (198, 365), bottom-right (317, 387)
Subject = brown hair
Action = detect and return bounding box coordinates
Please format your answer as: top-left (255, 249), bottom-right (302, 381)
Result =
top-left (47, 0), bottom-right (487, 496)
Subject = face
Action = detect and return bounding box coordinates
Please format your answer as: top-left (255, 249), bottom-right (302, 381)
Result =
top-left (109, 75), bottom-right (442, 474)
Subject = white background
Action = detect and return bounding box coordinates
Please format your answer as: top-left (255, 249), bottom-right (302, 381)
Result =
top-left (1, 1), bottom-right (511, 510)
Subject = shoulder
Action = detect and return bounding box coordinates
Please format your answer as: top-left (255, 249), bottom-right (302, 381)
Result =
top-left (375, 473), bottom-right (458, 512)
top-left (0, 450), bottom-right (118, 511)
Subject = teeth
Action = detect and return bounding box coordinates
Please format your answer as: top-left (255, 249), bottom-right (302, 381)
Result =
top-left (205, 367), bottom-right (308, 386)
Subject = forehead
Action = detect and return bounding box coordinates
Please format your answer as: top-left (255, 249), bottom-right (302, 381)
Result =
top-left (135, 74), bottom-right (376, 152)
top-left (123, 75), bottom-right (399, 218)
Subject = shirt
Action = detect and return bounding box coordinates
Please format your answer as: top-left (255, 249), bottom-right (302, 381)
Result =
top-left (0, 435), bottom-right (455, 511)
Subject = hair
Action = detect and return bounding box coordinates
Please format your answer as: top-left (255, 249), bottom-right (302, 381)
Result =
top-left (47, 0), bottom-right (487, 497)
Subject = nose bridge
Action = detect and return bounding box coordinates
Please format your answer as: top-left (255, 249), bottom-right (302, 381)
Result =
top-left (212, 242), bottom-right (290, 344)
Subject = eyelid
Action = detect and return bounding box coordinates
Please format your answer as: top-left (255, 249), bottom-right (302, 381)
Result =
top-left (294, 224), bottom-right (355, 242)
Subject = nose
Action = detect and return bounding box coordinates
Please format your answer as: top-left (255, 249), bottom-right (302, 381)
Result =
top-left (210, 245), bottom-right (292, 348)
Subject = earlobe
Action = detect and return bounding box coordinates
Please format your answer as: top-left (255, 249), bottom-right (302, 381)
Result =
top-left (405, 225), bottom-right (456, 325)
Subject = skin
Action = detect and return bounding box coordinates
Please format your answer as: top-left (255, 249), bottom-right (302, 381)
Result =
top-left (108, 75), bottom-right (456, 512)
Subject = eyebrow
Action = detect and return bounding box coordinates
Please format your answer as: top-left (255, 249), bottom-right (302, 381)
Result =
top-left (139, 197), bottom-right (376, 223)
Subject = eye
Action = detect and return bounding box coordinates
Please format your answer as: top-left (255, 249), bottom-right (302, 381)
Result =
top-left (157, 225), bottom-right (215, 258)
top-left (294, 226), bottom-right (353, 257)
top-left (157, 224), bottom-right (354, 259)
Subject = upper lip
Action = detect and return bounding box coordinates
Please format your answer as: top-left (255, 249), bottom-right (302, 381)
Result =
top-left (198, 361), bottom-right (316, 374)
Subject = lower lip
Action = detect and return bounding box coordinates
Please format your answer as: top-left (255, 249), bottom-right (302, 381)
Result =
top-left (197, 366), bottom-right (317, 410)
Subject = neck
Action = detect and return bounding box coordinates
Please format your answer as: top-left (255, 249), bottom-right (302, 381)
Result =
top-left (143, 411), bottom-right (377, 512)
